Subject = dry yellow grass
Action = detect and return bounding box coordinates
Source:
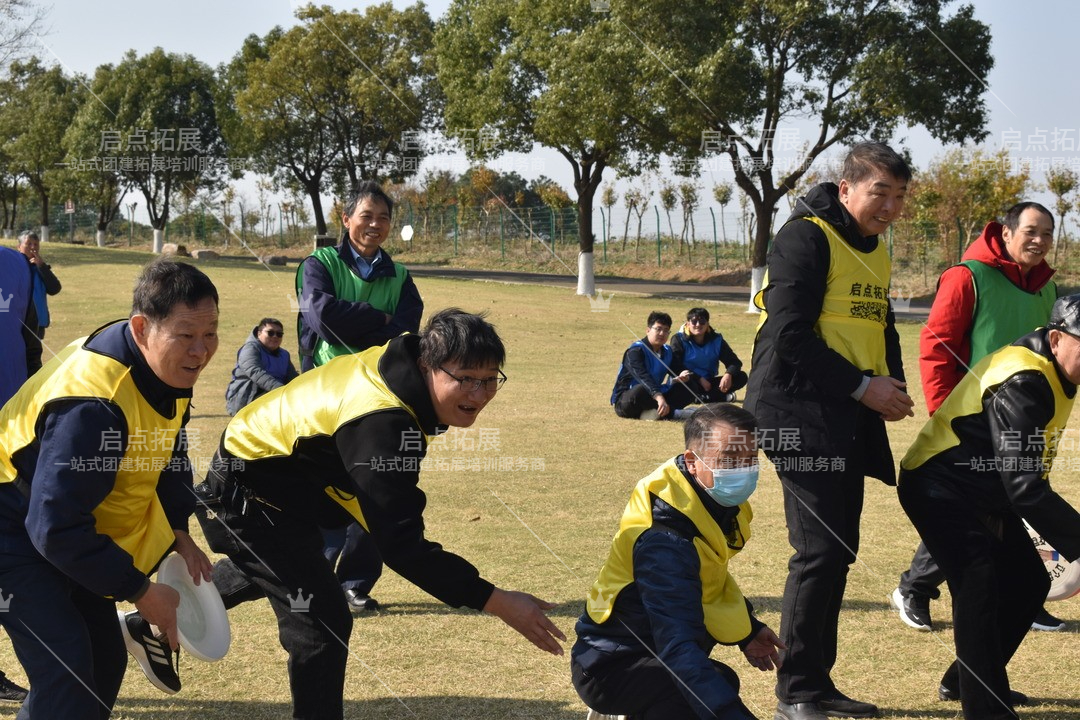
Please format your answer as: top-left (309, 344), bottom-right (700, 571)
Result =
top-left (0, 242), bottom-right (1079, 719)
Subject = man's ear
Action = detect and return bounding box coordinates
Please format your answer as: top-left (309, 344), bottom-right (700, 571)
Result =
top-left (129, 314), bottom-right (149, 347)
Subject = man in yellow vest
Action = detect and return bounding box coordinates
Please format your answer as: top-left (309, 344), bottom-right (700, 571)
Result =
top-left (572, 403), bottom-right (783, 719)
top-left (898, 293), bottom-right (1080, 720)
top-left (297, 181), bottom-right (423, 614)
top-left (0, 260), bottom-right (218, 718)
top-left (744, 142), bottom-right (914, 720)
top-left (197, 308), bottom-right (564, 720)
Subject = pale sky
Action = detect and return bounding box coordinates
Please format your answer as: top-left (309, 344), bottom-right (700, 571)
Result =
top-left (32, 0), bottom-right (1080, 220)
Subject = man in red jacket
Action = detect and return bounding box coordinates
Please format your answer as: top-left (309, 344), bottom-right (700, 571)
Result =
top-left (891, 201), bottom-right (1064, 642)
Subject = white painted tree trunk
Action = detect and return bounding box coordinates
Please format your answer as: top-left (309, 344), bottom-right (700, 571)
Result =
top-left (577, 251), bottom-right (596, 296)
top-left (39, 225), bottom-right (49, 242)
top-left (96, 230), bottom-right (106, 247)
top-left (747, 265), bottom-right (766, 313)
top-left (153, 228), bottom-right (165, 254)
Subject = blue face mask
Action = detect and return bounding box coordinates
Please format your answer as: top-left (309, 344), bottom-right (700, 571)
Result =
top-left (703, 465), bottom-right (759, 507)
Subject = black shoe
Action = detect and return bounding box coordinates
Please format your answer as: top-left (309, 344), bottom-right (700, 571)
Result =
top-left (817, 692), bottom-right (879, 718)
top-left (775, 702), bottom-right (828, 720)
top-left (118, 610), bottom-right (181, 694)
top-left (0, 672), bottom-right (27, 703)
top-left (889, 587), bottom-right (932, 631)
top-left (1031, 607), bottom-right (1066, 631)
top-left (344, 589), bottom-right (380, 613)
top-left (938, 683), bottom-right (1029, 706)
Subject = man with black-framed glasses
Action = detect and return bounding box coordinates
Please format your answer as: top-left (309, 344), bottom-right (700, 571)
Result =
top-left (610, 311), bottom-right (694, 420)
top-left (196, 308), bottom-right (564, 720)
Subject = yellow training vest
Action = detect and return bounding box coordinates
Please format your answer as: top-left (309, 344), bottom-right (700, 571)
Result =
top-left (0, 324), bottom-right (185, 576)
top-left (586, 458), bottom-right (753, 644)
top-left (902, 344), bottom-right (1074, 473)
top-left (224, 341), bottom-right (428, 529)
top-left (756, 217), bottom-right (891, 375)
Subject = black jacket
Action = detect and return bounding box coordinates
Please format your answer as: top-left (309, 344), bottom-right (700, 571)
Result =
top-left (744, 183), bottom-right (905, 483)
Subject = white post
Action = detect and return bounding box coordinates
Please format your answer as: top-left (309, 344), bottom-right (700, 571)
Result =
top-left (747, 265), bottom-right (766, 313)
top-left (577, 251), bottom-right (596, 296)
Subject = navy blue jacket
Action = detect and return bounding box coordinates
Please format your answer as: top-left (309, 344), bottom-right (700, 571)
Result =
top-left (610, 338), bottom-right (674, 403)
top-left (298, 241), bottom-right (423, 372)
top-left (573, 455), bottom-right (764, 719)
top-left (0, 322), bottom-right (195, 600)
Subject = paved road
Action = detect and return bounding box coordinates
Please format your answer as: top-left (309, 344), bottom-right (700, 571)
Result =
top-left (409, 264), bottom-right (931, 321)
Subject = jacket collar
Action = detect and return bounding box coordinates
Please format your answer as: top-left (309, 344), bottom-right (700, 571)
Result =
top-left (379, 334), bottom-right (445, 436)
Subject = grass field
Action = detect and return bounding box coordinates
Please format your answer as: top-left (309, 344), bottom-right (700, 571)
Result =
top-left (2, 242), bottom-right (1080, 719)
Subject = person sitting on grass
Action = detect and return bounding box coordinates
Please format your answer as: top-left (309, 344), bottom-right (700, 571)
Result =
top-left (572, 403), bottom-right (783, 719)
top-left (224, 317), bottom-right (299, 415)
top-left (669, 307), bottom-right (748, 406)
top-left (610, 311), bottom-right (693, 420)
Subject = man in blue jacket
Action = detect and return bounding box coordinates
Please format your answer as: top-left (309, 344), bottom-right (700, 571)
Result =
top-left (610, 311), bottom-right (692, 420)
top-left (573, 403), bottom-right (783, 719)
top-left (296, 181), bottom-right (424, 613)
top-left (0, 260), bottom-right (217, 718)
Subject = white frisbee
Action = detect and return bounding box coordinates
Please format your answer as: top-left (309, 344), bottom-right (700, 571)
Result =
top-left (400, 224), bottom-right (414, 242)
top-left (157, 553), bottom-right (231, 661)
top-left (1025, 520), bottom-right (1080, 602)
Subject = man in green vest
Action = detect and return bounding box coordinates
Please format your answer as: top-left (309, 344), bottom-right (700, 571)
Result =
top-left (196, 309), bottom-right (564, 720)
top-left (898, 293), bottom-right (1080, 720)
top-left (745, 141), bottom-right (914, 720)
top-left (296, 181), bottom-right (423, 613)
top-left (892, 202), bottom-right (1062, 636)
top-left (572, 403), bottom-right (783, 719)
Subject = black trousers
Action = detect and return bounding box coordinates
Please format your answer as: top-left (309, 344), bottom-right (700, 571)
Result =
top-left (666, 371), bottom-right (749, 408)
top-left (898, 540), bottom-right (945, 601)
top-left (571, 654), bottom-right (756, 720)
top-left (774, 469), bottom-right (864, 703)
top-left (198, 481), bottom-right (353, 720)
top-left (899, 471), bottom-right (1045, 720)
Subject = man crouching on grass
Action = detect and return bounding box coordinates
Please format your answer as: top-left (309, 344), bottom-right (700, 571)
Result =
top-left (572, 403), bottom-right (783, 720)
top-left (196, 308), bottom-right (564, 720)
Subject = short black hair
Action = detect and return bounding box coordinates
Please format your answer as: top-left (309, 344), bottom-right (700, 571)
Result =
top-left (687, 307), bottom-right (709, 322)
top-left (647, 311), bottom-right (672, 329)
top-left (1003, 201), bottom-right (1054, 233)
top-left (419, 308), bottom-right (506, 370)
top-left (256, 317), bottom-right (284, 334)
top-left (131, 259), bottom-right (218, 322)
top-left (842, 141), bottom-right (911, 185)
top-left (684, 403), bottom-right (758, 453)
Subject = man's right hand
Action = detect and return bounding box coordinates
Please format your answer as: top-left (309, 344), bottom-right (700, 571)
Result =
top-left (859, 376), bottom-right (914, 421)
top-left (654, 394), bottom-right (670, 418)
top-left (134, 582), bottom-right (181, 650)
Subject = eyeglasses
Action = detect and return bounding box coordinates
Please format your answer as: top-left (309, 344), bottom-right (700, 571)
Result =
top-left (263, 330), bottom-right (284, 338)
top-left (649, 325), bottom-right (670, 335)
top-left (439, 366), bottom-right (507, 393)
top-left (688, 318), bottom-right (708, 326)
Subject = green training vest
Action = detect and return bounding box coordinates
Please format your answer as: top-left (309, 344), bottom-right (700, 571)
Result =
top-left (295, 246), bottom-right (409, 367)
top-left (962, 260), bottom-right (1056, 366)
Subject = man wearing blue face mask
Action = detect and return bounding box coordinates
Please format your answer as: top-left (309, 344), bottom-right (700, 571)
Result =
top-left (572, 404), bottom-right (784, 720)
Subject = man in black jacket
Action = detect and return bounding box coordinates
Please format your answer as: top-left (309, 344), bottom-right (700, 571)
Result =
top-left (898, 294), bottom-right (1080, 720)
top-left (198, 309), bottom-right (564, 720)
top-left (745, 142), bottom-right (914, 720)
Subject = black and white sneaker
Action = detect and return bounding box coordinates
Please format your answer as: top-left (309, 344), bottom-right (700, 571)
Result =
top-left (890, 587), bottom-right (932, 631)
top-left (0, 671), bottom-right (27, 702)
top-left (118, 610), bottom-right (181, 694)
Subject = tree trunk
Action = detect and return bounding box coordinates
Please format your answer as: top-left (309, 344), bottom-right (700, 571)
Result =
top-left (747, 197), bottom-right (774, 311)
top-left (308, 182), bottom-right (327, 236)
top-left (39, 225), bottom-right (49, 242)
top-left (96, 229), bottom-right (106, 247)
top-left (153, 228), bottom-right (165, 253)
top-left (577, 251), bottom-right (595, 296)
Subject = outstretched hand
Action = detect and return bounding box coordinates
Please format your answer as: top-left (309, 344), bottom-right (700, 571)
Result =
top-left (483, 588), bottom-right (566, 656)
top-left (743, 626), bottom-right (785, 672)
